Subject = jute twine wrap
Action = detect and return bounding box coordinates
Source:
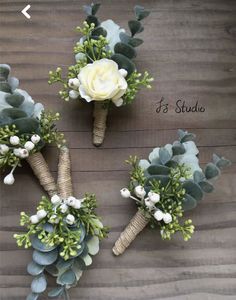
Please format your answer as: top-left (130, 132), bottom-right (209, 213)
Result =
top-left (93, 102), bottom-right (108, 147)
top-left (26, 152), bottom-right (57, 197)
top-left (112, 210), bottom-right (149, 256)
top-left (57, 146), bottom-right (73, 199)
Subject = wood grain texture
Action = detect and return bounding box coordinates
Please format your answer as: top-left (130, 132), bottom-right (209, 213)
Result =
top-left (0, 0), bottom-right (236, 299)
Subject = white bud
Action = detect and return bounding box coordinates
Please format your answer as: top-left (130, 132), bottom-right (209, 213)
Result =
top-left (148, 191), bottom-right (160, 203)
top-left (13, 148), bottom-right (21, 157)
top-left (66, 196), bottom-right (77, 207)
top-left (31, 134), bottom-right (41, 144)
top-left (72, 78), bottom-right (80, 87)
top-left (30, 215), bottom-right (40, 224)
top-left (3, 173), bottom-right (15, 185)
top-left (145, 198), bottom-right (155, 209)
top-left (66, 214), bottom-right (75, 225)
top-left (73, 199), bottom-right (81, 209)
top-left (154, 210), bottom-right (164, 221)
top-left (51, 194), bottom-right (61, 205)
top-left (49, 214), bottom-right (59, 224)
top-left (163, 213), bottom-right (172, 224)
top-left (0, 144), bottom-right (9, 154)
top-left (37, 209), bottom-right (47, 219)
top-left (24, 141), bottom-right (35, 151)
top-left (120, 188), bottom-right (131, 198)
top-left (134, 185), bottom-right (146, 198)
top-left (19, 148), bottom-right (29, 158)
top-left (69, 90), bottom-right (80, 99)
top-left (10, 136), bottom-right (20, 145)
top-left (119, 68), bottom-right (128, 77)
top-left (59, 203), bottom-right (68, 213)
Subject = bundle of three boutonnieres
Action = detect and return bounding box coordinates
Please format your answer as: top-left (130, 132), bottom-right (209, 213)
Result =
top-left (49, 3), bottom-right (153, 146)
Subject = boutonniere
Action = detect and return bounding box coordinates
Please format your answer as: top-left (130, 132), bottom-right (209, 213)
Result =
top-left (0, 64), bottom-right (64, 195)
top-left (112, 130), bottom-right (231, 255)
top-left (14, 147), bottom-right (108, 300)
top-left (49, 3), bottom-right (153, 146)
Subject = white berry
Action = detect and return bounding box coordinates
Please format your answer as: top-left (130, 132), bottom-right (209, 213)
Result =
top-left (66, 196), bottom-right (77, 207)
top-left (134, 185), bottom-right (146, 198)
top-left (19, 148), bottom-right (29, 158)
top-left (119, 68), bottom-right (128, 78)
top-left (30, 215), bottom-right (40, 224)
top-left (31, 134), bottom-right (41, 144)
top-left (24, 141), bottom-right (35, 151)
top-left (60, 203), bottom-right (68, 213)
top-left (3, 173), bottom-right (15, 185)
top-left (120, 188), bottom-right (131, 198)
top-left (145, 198), bottom-right (155, 209)
top-left (51, 194), bottom-right (61, 205)
top-left (66, 214), bottom-right (75, 225)
top-left (0, 144), bottom-right (9, 154)
top-left (154, 210), bottom-right (164, 221)
top-left (10, 136), bottom-right (20, 145)
top-left (37, 209), bottom-right (47, 219)
top-left (163, 213), bottom-right (172, 224)
top-left (49, 214), bottom-right (59, 224)
top-left (69, 90), bottom-right (80, 99)
top-left (73, 199), bottom-right (81, 209)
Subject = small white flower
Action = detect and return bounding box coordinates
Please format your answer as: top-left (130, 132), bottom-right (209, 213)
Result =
top-left (145, 198), bottom-right (155, 209)
top-left (10, 136), bottom-right (20, 145)
top-left (154, 210), bottom-right (164, 221)
top-left (13, 148), bottom-right (21, 157)
top-left (31, 134), bottom-right (41, 144)
top-left (51, 194), bottom-right (61, 205)
top-left (0, 144), bottom-right (9, 154)
top-left (66, 214), bottom-right (75, 225)
top-left (60, 203), bottom-right (68, 213)
top-left (37, 209), bottom-right (47, 219)
top-left (148, 191), bottom-right (160, 203)
top-left (73, 199), bottom-right (81, 209)
top-left (163, 213), bottom-right (172, 224)
top-left (19, 148), bottom-right (29, 158)
top-left (68, 78), bottom-right (80, 88)
top-left (134, 185), bottom-right (146, 198)
top-left (120, 188), bottom-right (131, 198)
top-left (3, 173), bottom-right (15, 185)
top-left (30, 215), bottom-right (40, 224)
top-left (119, 69), bottom-right (128, 78)
top-left (49, 214), bottom-right (59, 224)
top-left (69, 90), bottom-right (80, 99)
top-left (24, 141), bottom-right (35, 151)
top-left (66, 196), bottom-right (77, 207)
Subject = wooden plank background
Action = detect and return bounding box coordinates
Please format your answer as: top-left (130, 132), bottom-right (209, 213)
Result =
top-left (0, 0), bottom-right (236, 299)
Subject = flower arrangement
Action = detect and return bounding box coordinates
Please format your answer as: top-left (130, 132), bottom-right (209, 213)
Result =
top-left (112, 130), bottom-right (231, 255)
top-left (49, 3), bottom-right (153, 146)
top-left (14, 147), bottom-right (108, 300)
top-left (0, 64), bottom-right (64, 194)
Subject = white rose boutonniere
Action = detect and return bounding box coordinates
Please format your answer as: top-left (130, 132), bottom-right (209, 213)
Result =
top-left (78, 58), bottom-right (128, 106)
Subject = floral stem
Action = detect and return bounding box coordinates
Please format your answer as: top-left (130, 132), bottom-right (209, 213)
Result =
top-left (64, 287), bottom-right (70, 300)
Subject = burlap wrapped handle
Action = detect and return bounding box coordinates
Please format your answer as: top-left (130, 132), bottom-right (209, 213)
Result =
top-left (57, 146), bottom-right (73, 199)
top-left (26, 152), bottom-right (57, 197)
top-left (93, 102), bottom-right (108, 147)
top-left (112, 210), bottom-right (149, 256)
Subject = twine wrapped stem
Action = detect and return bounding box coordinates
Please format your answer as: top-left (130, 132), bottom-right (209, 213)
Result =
top-left (112, 210), bottom-right (149, 256)
top-left (57, 146), bottom-right (73, 199)
top-left (93, 102), bottom-right (108, 147)
top-left (26, 152), bottom-right (57, 197)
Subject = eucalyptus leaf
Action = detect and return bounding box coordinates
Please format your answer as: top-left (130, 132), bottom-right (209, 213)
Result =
top-left (79, 223), bottom-right (86, 243)
top-left (33, 248), bottom-right (58, 266)
top-left (26, 293), bottom-right (39, 300)
top-left (0, 64), bottom-right (10, 80)
top-left (193, 170), bottom-right (205, 183)
top-left (172, 141), bottom-right (185, 155)
top-left (56, 257), bottom-right (73, 272)
top-left (159, 147), bottom-right (172, 165)
top-left (86, 236), bottom-right (99, 255)
top-left (119, 32), bottom-right (132, 44)
top-left (0, 83), bottom-right (11, 93)
top-left (180, 132), bottom-right (196, 143)
top-left (128, 20), bottom-right (143, 36)
top-left (92, 26), bottom-right (107, 37)
top-left (91, 3), bottom-right (101, 15)
top-left (48, 287), bottom-right (64, 298)
top-left (111, 53), bottom-right (135, 76)
top-left (182, 194), bottom-right (197, 211)
top-left (81, 254), bottom-right (92, 266)
top-left (198, 180), bottom-right (214, 193)
top-left (5, 94), bottom-right (24, 107)
top-left (114, 42), bottom-right (136, 59)
top-left (31, 235), bottom-right (57, 252)
top-left (83, 4), bottom-right (93, 15)
top-left (145, 175), bottom-right (170, 187)
top-left (182, 180), bottom-right (203, 201)
top-left (31, 274), bottom-right (47, 294)
top-left (2, 108), bottom-right (27, 119)
top-left (27, 261), bottom-right (45, 276)
top-left (13, 117), bottom-right (39, 134)
top-left (57, 269), bottom-right (76, 285)
top-left (41, 222), bottom-right (54, 233)
top-left (147, 164), bottom-right (170, 175)
top-left (165, 160), bottom-right (179, 168)
top-left (86, 15), bottom-right (99, 27)
top-left (45, 264), bottom-right (58, 276)
top-left (205, 163), bottom-right (220, 179)
top-left (129, 38), bottom-right (143, 47)
top-left (134, 5), bottom-right (150, 21)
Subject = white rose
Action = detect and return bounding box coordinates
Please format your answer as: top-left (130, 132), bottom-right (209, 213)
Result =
top-left (31, 134), bottom-right (41, 144)
top-left (10, 136), bottom-right (20, 145)
top-left (24, 141), bottom-right (35, 151)
top-left (78, 59), bottom-right (127, 106)
top-left (148, 191), bottom-right (160, 203)
top-left (66, 214), bottom-right (75, 225)
top-left (134, 185), bottom-right (146, 198)
top-left (37, 209), bottom-right (47, 219)
top-left (51, 195), bottom-right (61, 205)
top-left (120, 188), bottom-right (131, 198)
top-left (0, 144), bottom-right (9, 154)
